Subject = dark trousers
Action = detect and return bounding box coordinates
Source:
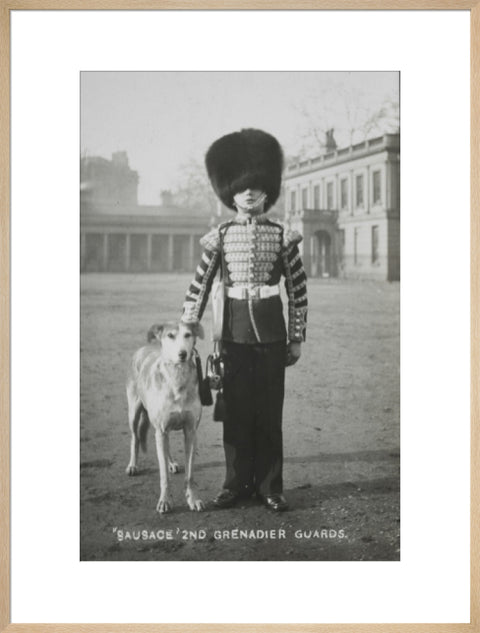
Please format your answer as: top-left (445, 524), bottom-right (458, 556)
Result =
top-left (221, 340), bottom-right (286, 497)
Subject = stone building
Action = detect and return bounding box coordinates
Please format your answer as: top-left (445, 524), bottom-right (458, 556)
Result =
top-left (80, 153), bottom-right (212, 273)
top-left (81, 151), bottom-right (139, 207)
top-left (81, 137), bottom-right (400, 279)
top-left (284, 133), bottom-right (400, 281)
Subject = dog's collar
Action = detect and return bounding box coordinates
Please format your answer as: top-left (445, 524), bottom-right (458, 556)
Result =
top-left (160, 359), bottom-right (195, 368)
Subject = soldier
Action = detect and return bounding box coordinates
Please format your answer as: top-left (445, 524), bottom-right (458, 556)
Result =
top-left (182, 128), bottom-right (307, 512)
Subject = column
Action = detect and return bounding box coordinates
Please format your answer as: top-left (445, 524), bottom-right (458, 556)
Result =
top-left (350, 170), bottom-right (355, 215)
top-left (365, 166), bottom-right (370, 213)
top-left (386, 162), bottom-right (392, 210)
top-left (168, 234), bottom-right (174, 272)
top-left (332, 230), bottom-right (337, 277)
top-left (309, 234), bottom-right (316, 278)
top-left (124, 234), bottom-right (131, 272)
top-left (102, 233), bottom-right (109, 272)
top-left (320, 236), bottom-right (326, 276)
top-left (189, 234), bottom-right (195, 271)
top-left (146, 233), bottom-right (152, 272)
top-left (80, 233), bottom-right (86, 271)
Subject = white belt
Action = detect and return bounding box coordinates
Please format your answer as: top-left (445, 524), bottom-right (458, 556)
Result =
top-left (226, 284), bottom-right (280, 300)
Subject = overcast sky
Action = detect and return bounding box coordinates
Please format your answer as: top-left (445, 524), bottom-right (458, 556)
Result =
top-left (81, 71), bottom-right (399, 205)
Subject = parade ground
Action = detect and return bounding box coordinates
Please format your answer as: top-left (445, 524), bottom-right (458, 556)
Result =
top-left (80, 274), bottom-right (400, 561)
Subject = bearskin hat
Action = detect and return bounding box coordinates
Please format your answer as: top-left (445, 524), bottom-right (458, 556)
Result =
top-left (205, 128), bottom-right (284, 212)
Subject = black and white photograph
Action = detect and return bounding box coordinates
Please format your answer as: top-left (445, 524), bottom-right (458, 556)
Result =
top-left (80, 70), bottom-right (400, 562)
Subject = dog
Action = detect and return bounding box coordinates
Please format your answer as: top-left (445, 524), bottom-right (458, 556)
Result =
top-left (125, 320), bottom-right (205, 513)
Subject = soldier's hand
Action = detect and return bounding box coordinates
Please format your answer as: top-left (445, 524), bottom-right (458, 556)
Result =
top-left (286, 341), bottom-right (302, 367)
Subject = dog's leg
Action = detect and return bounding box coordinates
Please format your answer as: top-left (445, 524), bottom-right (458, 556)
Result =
top-left (154, 428), bottom-right (173, 513)
top-left (168, 449), bottom-right (180, 474)
top-left (126, 396), bottom-right (142, 476)
top-left (184, 423), bottom-right (204, 511)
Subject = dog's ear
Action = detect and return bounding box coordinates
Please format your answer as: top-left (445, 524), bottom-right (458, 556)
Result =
top-left (191, 322), bottom-right (205, 340)
top-left (147, 324), bottom-right (164, 343)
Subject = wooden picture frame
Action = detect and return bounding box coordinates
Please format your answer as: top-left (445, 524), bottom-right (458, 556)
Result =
top-left (0, 2), bottom-right (477, 631)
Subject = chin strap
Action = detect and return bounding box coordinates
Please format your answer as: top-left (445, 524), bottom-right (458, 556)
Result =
top-left (234, 192), bottom-right (267, 212)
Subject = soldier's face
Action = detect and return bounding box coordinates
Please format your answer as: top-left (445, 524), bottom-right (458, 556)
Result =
top-left (233, 188), bottom-right (266, 213)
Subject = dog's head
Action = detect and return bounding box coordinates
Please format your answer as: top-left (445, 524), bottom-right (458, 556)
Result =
top-left (147, 321), bottom-right (204, 364)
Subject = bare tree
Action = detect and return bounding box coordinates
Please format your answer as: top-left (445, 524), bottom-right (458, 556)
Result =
top-left (293, 75), bottom-right (399, 157)
top-left (173, 157), bottom-right (219, 217)
top-left (360, 97), bottom-right (399, 139)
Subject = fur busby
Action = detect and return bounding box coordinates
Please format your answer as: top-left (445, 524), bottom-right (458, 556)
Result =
top-left (205, 128), bottom-right (284, 212)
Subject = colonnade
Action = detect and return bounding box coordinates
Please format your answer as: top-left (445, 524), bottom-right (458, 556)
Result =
top-left (80, 231), bottom-right (201, 273)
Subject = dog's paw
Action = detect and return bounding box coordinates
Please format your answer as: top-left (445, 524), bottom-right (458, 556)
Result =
top-left (186, 493), bottom-right (205, 512)
top-left (156, 496), bottom-right (173, 514)
top-left (125, 464), bottom-right (138, 476)
top-left (168, 461), bottom-right (180, 474)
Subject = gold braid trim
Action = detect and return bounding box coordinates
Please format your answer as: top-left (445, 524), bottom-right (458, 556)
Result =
top-left (183, 250), bottom-right (220, 322)
top-left (283, 227), bottom-right (303, 253)
top-left (199, 227), bottom-right (221, 251)
top-left (282, 239), bottom-right (307, 342)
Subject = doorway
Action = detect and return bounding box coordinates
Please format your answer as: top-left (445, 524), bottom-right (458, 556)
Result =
top-left (311, 230), bottom-right (332, 277)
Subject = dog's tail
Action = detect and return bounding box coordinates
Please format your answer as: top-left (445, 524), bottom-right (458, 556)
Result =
top-left (137, 406), bottom-right (150, 453)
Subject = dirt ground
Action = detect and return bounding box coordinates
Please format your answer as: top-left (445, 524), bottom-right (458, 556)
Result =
top-left (80, 274), bottom-right (400, 561)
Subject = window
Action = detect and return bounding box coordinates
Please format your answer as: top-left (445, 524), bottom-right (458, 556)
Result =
top-left (340, 178), bottom-right (348, 210)
top-left (313, 184), bottom-right (320, 209)
top-left (290, 190), bottom-right (297, 212)
top-left (373, 170), bottom-right (382, 205)
top-left (302, 187), bottom-right (308, 209)
top-left (356, 175), bottom-right (364, 207)
top-left (326, 182), bottom-right (334, 210)
top-left (372, 226), bottom-right (379, 264)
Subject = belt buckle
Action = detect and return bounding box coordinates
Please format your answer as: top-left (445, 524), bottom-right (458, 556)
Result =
top-left (249, 286), bottom-right (259, 299)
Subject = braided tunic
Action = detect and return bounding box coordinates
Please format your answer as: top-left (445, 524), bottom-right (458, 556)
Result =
top-left (183, 215), bottom-right (308, 344)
